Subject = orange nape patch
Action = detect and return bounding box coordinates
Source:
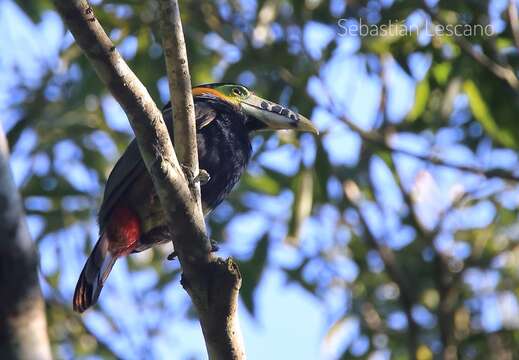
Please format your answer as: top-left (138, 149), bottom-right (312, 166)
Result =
top-left (106, 207), bottom-right (141, 257)
top-left (192, 87), bottom-right (235, 103)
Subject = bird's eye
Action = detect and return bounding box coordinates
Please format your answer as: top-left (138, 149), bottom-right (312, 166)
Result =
top-left (232, 87), bottom-right (246, 97)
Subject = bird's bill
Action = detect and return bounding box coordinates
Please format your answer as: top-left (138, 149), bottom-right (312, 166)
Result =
top-left (240, 94), bottom-right (319, 134)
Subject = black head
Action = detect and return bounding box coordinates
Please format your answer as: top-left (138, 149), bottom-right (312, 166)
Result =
top-left (192, 83), bottom-right (318, 134)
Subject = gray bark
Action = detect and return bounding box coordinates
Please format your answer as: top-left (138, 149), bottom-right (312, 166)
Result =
top-left (0, 123), bottom-right (52, 360)
top-left (52, 1), bottom-right (246, 358)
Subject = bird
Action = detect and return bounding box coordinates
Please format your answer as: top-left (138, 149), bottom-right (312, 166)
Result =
top-left (73, 83), bottom-right (318, 312)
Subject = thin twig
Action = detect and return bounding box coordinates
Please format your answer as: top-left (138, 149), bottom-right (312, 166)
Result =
top-left (422, 5), bottom-right (519, 91)
top-left (347, 199), bottom-right (419, 360)
top-left (390, 158), bottom-right (460, 357)
top-left (316, 77), bottom-right (519, 182)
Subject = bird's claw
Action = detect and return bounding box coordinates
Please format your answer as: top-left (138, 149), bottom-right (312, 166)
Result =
top-left (180, 164), bottom-right (210, 185)
top-left (195, 169), bottom-right (211, 185)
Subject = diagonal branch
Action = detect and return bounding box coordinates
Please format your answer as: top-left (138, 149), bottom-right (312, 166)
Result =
top-left (358, 209), bottom-right (419, 359)
top-left (317, 77), bottom-right (519, 182)
top-left (51, 1), bottom-right (245, 358)
top-left (422, 5), bottom-right (519, 91)
top-left (344, 185), bottom-right (418, 359)
top-left (52, 0), bottom-right (209, 259)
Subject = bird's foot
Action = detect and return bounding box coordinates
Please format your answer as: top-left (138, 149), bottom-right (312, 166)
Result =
top-left (180, 164), bottom-right (211, 185)
top-left (195, 169), bottom-right (211, 185)
top-left (167, 239), bottom-right (219, 261)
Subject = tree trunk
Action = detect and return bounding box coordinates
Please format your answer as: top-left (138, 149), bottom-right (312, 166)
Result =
top-left (0, 123), bottom-right (52, 360)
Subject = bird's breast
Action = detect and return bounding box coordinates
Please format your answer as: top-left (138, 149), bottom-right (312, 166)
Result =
top-left (198, 119), bottom-right (252, 211)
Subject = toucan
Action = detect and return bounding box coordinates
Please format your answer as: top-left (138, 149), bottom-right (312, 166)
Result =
top-left (73, 83), bottom-right (318, 312)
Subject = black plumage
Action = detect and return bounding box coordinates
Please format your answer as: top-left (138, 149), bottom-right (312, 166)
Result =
top-left (98, 96), bottom-right (252, 231)
top-left (73, 91), bottom-right (253, 313)
top-left (73, 83), bottom-right (317, 312)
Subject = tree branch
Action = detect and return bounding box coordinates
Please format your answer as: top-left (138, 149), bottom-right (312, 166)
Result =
top-left (0, 123), bottom-right (52, 360)
top-left (422, 5), bottom-right (519, 91)
top-left (389, 159), bottom-right (460, 358)
top-left (313, 76), bottom-right (519, 183)
top-left (158, 0), bottom-right (198, 171)
top-left (158, 0), bottom-right (205, 219)
top-left (51, 1), bottom-right (245, 358)
top-left (344, 187), bottom-right (418, 359)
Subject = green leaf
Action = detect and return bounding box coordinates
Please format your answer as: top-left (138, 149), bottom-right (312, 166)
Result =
top-left (432, 62), bottom-right (452, 85)
top-left (463, 79), bottom-right (516, 148)
top-left (406, 77), bottom-right (430, 122)
top-left (14, 0), bottom-right (53, 23)
top-left (238, 234), bottom-right (269, 316)
top-left (313, 141), bottom-right (332, 203)
top-left (286, 169), bottom-right (313, 245)
top-left (242, 173), bottom-right (281, 195)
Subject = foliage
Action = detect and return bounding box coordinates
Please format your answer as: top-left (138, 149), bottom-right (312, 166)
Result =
top-left (5, 0), bottom-right (519, 358)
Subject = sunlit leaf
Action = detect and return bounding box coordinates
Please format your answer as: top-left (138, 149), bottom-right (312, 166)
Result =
top-left (286, 168), bottom-right (313, 245)
top-left (406, 77), bottom-right (430, 122)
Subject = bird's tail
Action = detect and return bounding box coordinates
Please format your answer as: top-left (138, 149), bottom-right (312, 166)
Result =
top-left (73, 233), bottom-right (116, 313)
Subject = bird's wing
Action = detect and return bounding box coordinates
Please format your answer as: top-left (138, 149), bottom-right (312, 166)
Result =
top-left (97, 101), bottom-right (218, 228)
top-left (162, 100), bottom-right (217, 130)
top-left (97, 139), bottom-right (145, 228)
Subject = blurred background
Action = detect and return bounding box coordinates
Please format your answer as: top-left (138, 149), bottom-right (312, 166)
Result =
top-left (2, 0), bottom-right (519, 359)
